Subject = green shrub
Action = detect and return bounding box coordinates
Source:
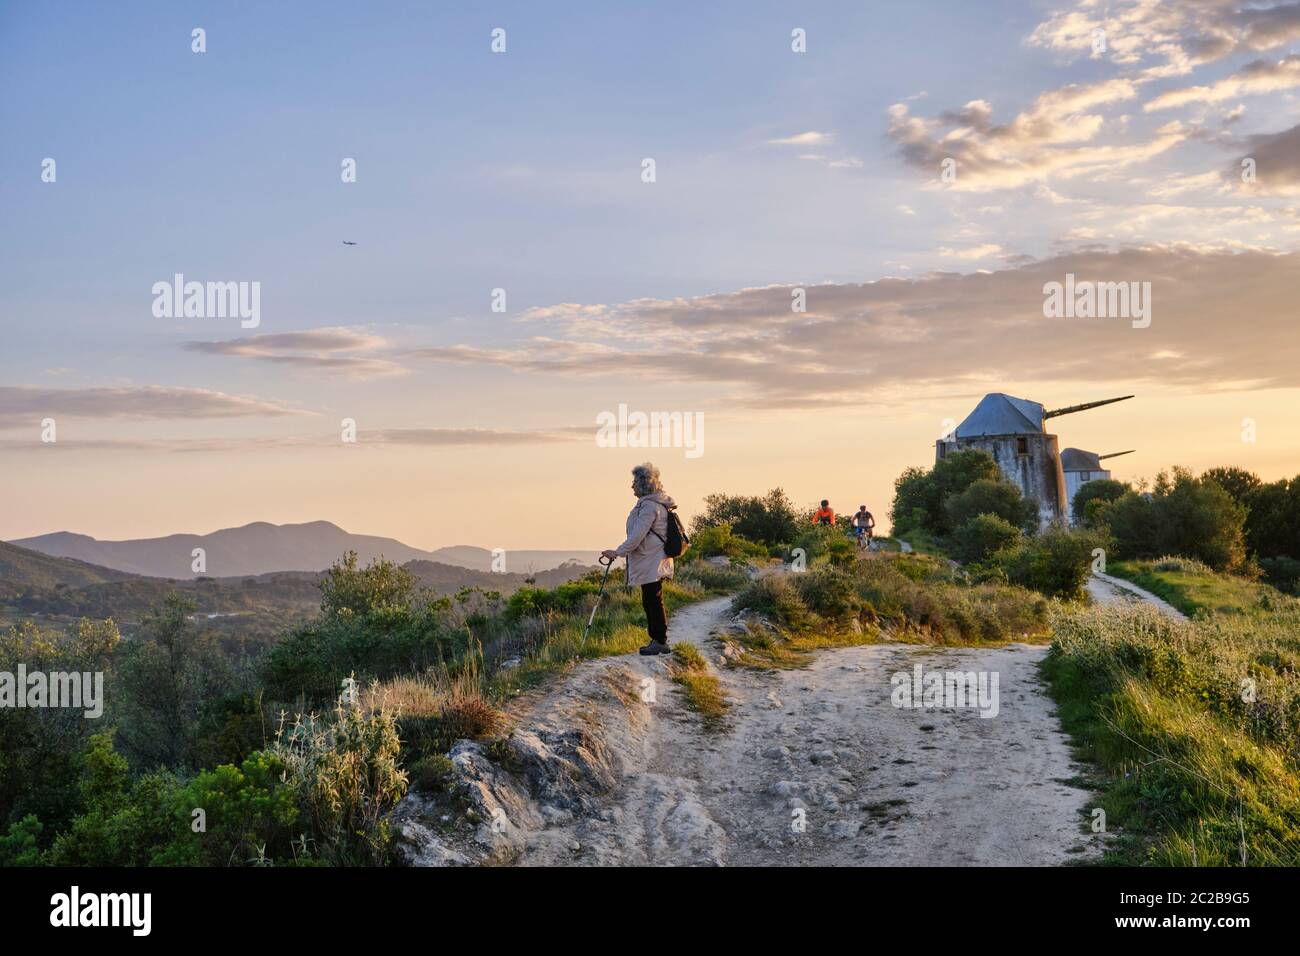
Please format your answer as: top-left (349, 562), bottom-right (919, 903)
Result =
top-left (793, 565), bottom-right (860, 621)
top-left (1071, 478), bottom-right (1128, 525)
top-left (691, 488), bottom-right (802, 546)
top-left (998, 526), bottom-right (1106, 599)
top-left (891, 450), bottom-right (1002, 537)
top-left (945, 479), bottom-right (1037, 533)
top-left (407, 754), bottom-right (456, 794)
top-left (675, 561), bottom-right (750, 593)
top-left (950, 513), bottom-right (1023, 564)
top-left (731, 575), bottom-right (813, 630)
top-left (1259, 556), bottom-right (1300, 595)
top-left (272, 701), bottom-right (408, 866)
top-left (1097, 468), bottom-right (1248, 572)
top-left (159, 751), bottom-right (299, 866)
top-left (0, 816), bottom-right (45, 866)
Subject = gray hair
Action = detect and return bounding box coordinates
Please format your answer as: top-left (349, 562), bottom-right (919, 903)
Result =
top-left (631, 462), bottom-right (664, 496)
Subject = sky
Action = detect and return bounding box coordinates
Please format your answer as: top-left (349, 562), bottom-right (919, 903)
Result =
top-left (2, 0), bottom-right (1299, 551)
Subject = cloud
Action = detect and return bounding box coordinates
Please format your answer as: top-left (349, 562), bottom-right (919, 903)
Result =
top-left (1027, 0), bottom-right (1300, 74)
top-left (0, 426), bottom-right (588, 453)
top-left (938, 243), bottom-right (1004, 259)
top-left (410, 246), bottom-right (1300, 408)
top-left (1146, 54), bottom-right (1300, 110)
top-left (1236, 121), bottom-right (1300, 194)
top-left (0, 385), bottom-right (308, 423)
top-left (183, 327), bottom-right (403, 378)
top-left (886, 80), bottom-right (1183, 191)
top-left (767, 130), bottom-right (862, 170)
top-left (767, 131), bottom-right (833, 146)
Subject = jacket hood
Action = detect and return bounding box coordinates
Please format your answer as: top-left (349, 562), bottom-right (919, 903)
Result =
top-left (640, 491), bottom-right (676, 508)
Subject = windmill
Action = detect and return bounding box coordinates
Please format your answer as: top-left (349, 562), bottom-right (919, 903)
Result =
top-left (937, 393), bottom-right (1134, 529)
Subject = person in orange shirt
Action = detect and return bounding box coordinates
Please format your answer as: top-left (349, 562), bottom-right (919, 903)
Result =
top-left (811, 500), bottom-right (836, 526)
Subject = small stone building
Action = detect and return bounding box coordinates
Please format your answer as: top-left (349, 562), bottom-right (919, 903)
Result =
top-left (1061, 448), bottom-right (1134, 522)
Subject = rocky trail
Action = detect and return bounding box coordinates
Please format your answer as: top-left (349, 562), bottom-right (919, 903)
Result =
top-left (395, 571), bottom-right (1169, 866)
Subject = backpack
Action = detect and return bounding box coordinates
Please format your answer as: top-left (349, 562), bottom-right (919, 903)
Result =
top-left (649, 502), bottom-right (689, 558)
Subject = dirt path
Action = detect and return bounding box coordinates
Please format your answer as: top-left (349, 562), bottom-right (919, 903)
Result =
top-left (493, 595), bottom-right (1102, 867)
top-left (1086, 571), bottom-right (1187, 620)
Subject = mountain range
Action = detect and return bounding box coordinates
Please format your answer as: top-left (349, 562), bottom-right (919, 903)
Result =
top-left (9, 521), bottom-right (598, 580)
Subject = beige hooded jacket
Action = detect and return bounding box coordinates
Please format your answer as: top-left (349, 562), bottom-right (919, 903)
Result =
top-left (615, 491), bottom-right (676, 586)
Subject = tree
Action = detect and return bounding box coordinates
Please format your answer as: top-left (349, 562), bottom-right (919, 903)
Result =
top-left (999, 526), bottom-right (1108, 599)
top-left (1096, 469), bottom-right (1248, 571)
top-left (950, 514), bottom-right (1023, 564)
top-left (691, 488), bottom-right (801, 547)
top-left (945, 478), bottom-right (1037, 533)
top-left (1071, 478), bottom-right (1128, 525)
top-left (889, 450), bottom-right (1002, 537)
top-left (1201, 466), bottom-right (1262, 507)
top-left (114, 593), bottom-right (234, 770)
top-left (1243, 477), bottom-right (1300, 560)
top-left (318, 551), bottom-right (415, 618)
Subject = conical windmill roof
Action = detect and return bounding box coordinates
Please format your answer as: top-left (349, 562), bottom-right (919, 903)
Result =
top-left (1060, 448), bottom-right (1102, 471)
top-left (955, 393), bottom-right (1046, 437)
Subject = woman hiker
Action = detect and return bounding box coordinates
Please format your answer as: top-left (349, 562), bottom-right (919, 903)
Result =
top-left (601, 462), bottom-right (676, 656)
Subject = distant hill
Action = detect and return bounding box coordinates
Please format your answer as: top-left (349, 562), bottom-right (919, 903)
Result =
top-left (404, 559), bottom-right (597, 594)
top-left (0, 539), bottom-right (597, 645)
top-left (426, 546), bottom-right (600, 573)
top-left (10, 521), bottom-right (598, 579)
top-left (0, 540), bottom-right (138, 599)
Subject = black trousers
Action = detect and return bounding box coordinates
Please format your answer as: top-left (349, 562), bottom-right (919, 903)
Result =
top-left (641, 580), bottom-right (668, 644)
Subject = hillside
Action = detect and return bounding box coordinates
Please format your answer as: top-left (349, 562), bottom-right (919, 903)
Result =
top-left (10, 522), bottom-right (597, 579)
top-left (0, 540), bottom-right (138, 598)
top-left (0, 540), bottom-right (596, 648)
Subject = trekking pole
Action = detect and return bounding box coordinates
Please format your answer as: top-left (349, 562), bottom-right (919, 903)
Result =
top-left (577, 554), bottom-right (615, 657)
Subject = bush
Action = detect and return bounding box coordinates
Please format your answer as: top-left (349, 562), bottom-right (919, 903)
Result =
top-left (160, 751), bottom-right (299, 866)
top-left (1096, 468), bottom-right (1249, 572)
top-left (790, 525), bottom-right (856, 567)
top-left (682, 524), bottom-right (766, 562)
top-left (1259, 556), bottom-right (1300, 595)
top-left (945, 479), bottom-right (1037, 533)
top-left (891, 450), bottom-right (1002, 538)
top-left (998, 526), bottom-right (1107, 599)
top-left (950, 513), bottom-right (1023, 564)
top-left (792, 565), bottom-right (860, 621)
top-left (731, 575), bottom-right (813, 630)
top-left (272, 702), bottom-right (408, 866)
top-left (675, 561), bottom-right (750, 593)
top-left (1072, 478), bottom-right (1128, 526)
top-left (259, 596), bottom-right (460, 704)
top-left (691, 488), bottom-right (802, 547)
top-left (407, 754), bottom-right (456, 794)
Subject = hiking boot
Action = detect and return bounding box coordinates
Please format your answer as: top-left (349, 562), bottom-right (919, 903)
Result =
top-left (638, 640), bottom-right (671, 656)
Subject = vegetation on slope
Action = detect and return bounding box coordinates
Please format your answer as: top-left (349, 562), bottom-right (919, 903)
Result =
top-left (1043, 587), bottom-right (1300, 866)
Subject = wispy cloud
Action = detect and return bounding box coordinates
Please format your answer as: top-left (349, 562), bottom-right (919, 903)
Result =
top-left (412, 246), bottom-right (1300, 407)
top-left (0, 385), bottom-right (309, 424)
top-left (183, 327), bottom-right (403, 378)
top-left (1146, 54), bottom-right (1300, 111)
top-left (767, 131), bottom-right (833, 146)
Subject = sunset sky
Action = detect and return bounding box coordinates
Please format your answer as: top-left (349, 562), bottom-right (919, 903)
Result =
top-left (3, 0), bottom-right (1299, 551)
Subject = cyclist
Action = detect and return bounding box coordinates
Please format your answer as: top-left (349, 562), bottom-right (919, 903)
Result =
top-left (851, 505), bottom-right (875, 549)
top-left (811, 500), bottom-right (836, 527)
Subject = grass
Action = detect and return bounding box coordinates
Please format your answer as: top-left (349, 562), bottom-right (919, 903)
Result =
top-left (1042, 589), bottom-right (1300, 866)
top-left (1108, 557), bottom-right (1274, 618)
top-left (726, 614), bottom-right (881, 669)
top-left (730, 553), bottom-right (1051, 663)
top-left (669, 643), bottom-right (729, 729)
